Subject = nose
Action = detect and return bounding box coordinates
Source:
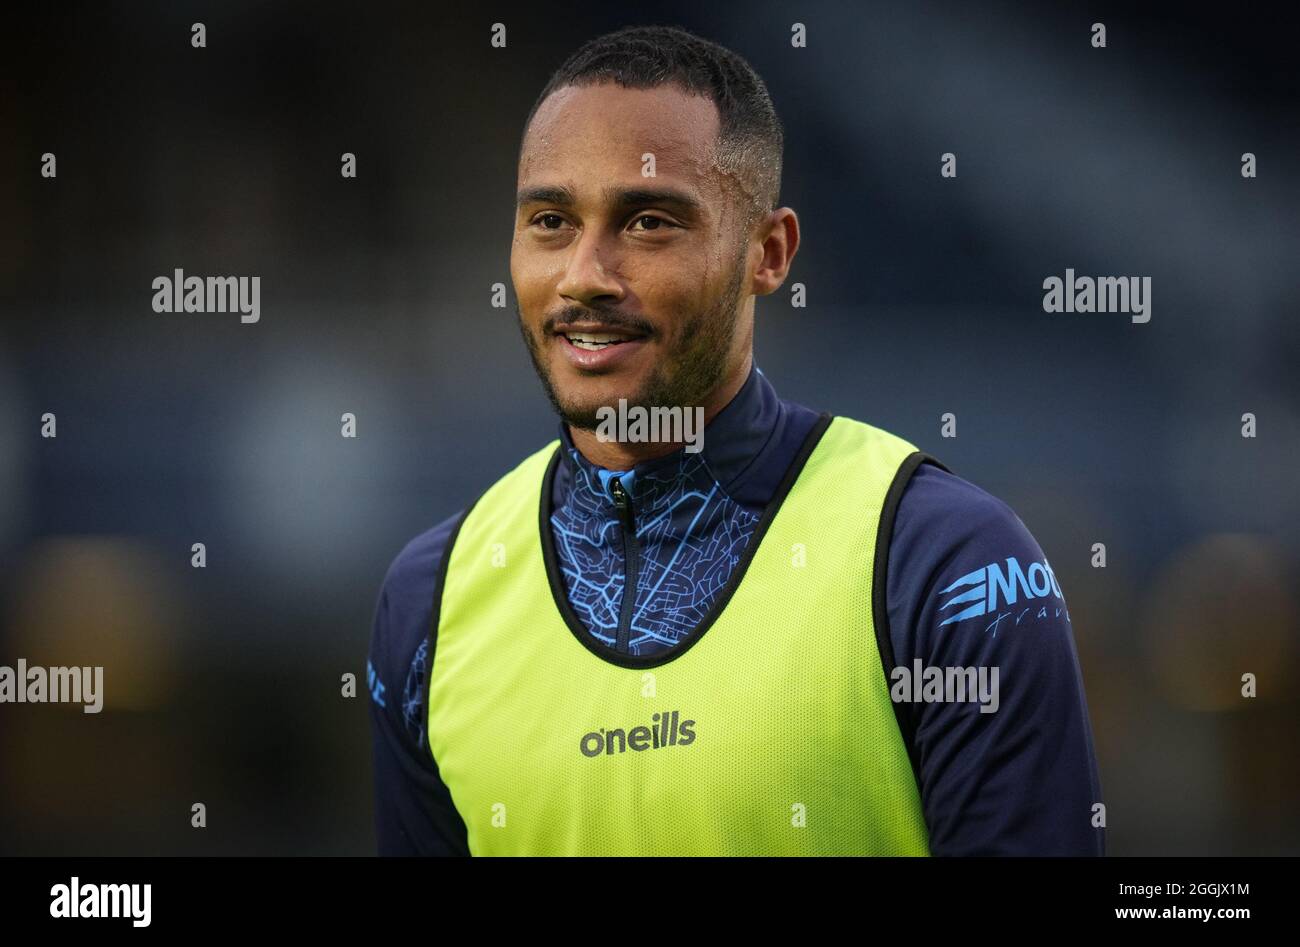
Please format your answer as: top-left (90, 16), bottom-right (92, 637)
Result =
top-left (555, 230), bottom-right (625, 307)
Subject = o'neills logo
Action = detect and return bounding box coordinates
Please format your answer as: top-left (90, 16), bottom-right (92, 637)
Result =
top-left (580, 710), bottom-right (696, 757)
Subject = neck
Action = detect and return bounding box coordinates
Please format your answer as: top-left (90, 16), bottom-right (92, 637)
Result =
top-left (568, 352), bottom-right (753, 470)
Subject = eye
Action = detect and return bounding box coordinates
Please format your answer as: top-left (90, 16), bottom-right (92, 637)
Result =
top-left (630, 214), bottom-right (675, 232)
top-left (531, 213), bottom-right (569, 231)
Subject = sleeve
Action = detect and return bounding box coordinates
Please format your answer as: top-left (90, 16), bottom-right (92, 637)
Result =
top-left (884, 462), bottom-right (1105, 856)
top-left (367, 512), bottom-right (471, 856)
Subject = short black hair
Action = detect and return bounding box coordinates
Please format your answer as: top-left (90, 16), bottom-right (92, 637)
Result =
top-left (522, 24), bottom-right (784, 227)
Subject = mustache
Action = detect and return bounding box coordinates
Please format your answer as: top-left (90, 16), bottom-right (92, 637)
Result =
top-left (543, 304), bottom-right (655, 337)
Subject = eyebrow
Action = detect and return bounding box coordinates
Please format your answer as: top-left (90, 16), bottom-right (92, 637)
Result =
top-left (516, 184), bottom-right (704, 218)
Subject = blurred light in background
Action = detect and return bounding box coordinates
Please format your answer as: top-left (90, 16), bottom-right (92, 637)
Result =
top-left (1140, 533), bottom-right (1292, 712)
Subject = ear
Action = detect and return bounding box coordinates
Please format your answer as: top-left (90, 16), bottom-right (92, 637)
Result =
top-left (750, 208), bottom-right (800, 296)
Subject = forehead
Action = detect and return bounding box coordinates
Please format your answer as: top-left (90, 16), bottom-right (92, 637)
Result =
top-left (519, 82), bottom-right (722, 195)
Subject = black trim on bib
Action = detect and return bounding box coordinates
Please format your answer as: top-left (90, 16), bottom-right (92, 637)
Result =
top-left (422, 499), bottom-right (480, 765)
top-left (538, 412), bottom-right (835, 670)
top-left (871, 450), bottom-right (953, 791)
top-left (412, 497), bottom-right (481, 855)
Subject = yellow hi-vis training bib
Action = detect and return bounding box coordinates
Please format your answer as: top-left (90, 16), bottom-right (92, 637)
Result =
top-left (426, 414), bottom-right (936, 855)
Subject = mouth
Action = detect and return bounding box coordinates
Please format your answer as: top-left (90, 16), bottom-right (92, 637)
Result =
top-left (552, 323), bottom-right (650, 350)
top-left (550, 322), bottom-right (651, 370)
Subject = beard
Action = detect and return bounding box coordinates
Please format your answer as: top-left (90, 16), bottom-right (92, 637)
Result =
top-left (517, 245), bottom-right (748, 431)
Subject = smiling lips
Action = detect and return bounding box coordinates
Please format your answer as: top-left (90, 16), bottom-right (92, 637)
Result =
top-left (563, 331), bottom-right (635, 351)
top-left (553, 323), bottom-right (649, 369)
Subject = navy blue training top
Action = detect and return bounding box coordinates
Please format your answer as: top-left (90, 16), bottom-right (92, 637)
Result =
top-left (366, 365), bottom-right (1105, 855)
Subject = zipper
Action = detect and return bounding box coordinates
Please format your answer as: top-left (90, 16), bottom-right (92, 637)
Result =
top-left (609, 476), bottom-right (640, 653)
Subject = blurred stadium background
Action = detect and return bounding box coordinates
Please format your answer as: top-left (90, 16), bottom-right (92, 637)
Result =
top-left (2, 0), bottom-right (1297, 854)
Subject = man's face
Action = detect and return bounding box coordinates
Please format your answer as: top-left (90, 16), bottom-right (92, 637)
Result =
top-left (511, 82), bottom-right (754, 430)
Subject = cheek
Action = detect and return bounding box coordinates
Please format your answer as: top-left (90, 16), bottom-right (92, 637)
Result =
top-left (651, 276), bottom-right (714, 332)
top-left (511, 257), bottom-right (553, 315)
top-left (632, 262), bottom-right (701, 312)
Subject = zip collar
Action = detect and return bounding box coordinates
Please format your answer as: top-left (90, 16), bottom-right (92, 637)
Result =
top-left (552, 363), bottom-right (788, 518)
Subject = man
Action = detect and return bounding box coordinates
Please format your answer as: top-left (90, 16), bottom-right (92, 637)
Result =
top-left (367, 24), bottom-right (1104, 856)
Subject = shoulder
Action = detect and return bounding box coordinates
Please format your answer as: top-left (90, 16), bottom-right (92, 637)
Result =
top-left (382, 512), bottom-right (464, 617)
top-left (368, 441), bottom-right (562, 711)
top-left (895, 462), bottom-right (1034, 555)
top-left (887, 462), bottom-right (1068, 656)
top-left (376, 439), bottom-right (563, 614)
top-left (889, 457), bottom-right (1071, 650)
top-left (367, 511), bottom-right (463, 713)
